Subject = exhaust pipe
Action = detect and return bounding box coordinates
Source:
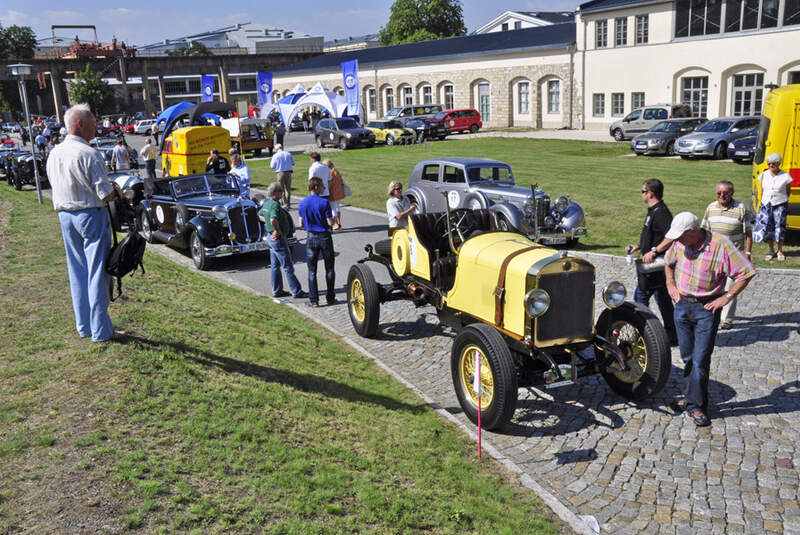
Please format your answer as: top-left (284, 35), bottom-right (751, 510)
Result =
top-left (407, 282), bottom-right (426, 300)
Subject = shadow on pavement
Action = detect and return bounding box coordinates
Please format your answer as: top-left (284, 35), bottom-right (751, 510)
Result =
top-left (715, 380), bottom-right (800, 419)
top-left (715, 311), bottom-right (800, 346)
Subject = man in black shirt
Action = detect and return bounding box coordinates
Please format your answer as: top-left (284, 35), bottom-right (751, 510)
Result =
top-left (628, 178), bottom-right (677, 344)
top-left (205, 149), bottom-right (231, 174)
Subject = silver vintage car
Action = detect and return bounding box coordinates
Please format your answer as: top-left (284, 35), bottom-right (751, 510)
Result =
top-left (404, 158), bottom-right (587, 246)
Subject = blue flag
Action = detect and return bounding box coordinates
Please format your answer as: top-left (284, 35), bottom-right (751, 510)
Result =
top-left (257, 72), bottom-right (273, 107)
top-left (341, 60), bottom-right (359, 116)
top-left (201, 75), bottom-right (214, 102)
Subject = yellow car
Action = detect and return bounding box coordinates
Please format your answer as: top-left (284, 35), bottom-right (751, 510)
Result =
top-left (346, 202), bottom-right (671, 430)
top-left (365, 119), bottom-right (415, 145)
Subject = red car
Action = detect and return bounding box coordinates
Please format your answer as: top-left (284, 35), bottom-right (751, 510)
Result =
top-left (124, 124), bottom-right (135, 133)
top-left (430, 109), bottom-right (482, 134)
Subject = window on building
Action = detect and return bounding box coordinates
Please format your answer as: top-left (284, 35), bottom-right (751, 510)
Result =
top-left (732, 73), bottom-right (764, 115)
top-left (166, 80), bottom-right (187, 94)
top-left (422, 85), bottom-right (432, 104)
top-left (239, 78), bottom-right (256, 91)
top-left (676, 0), bottom-right (723, 37)
top-left (631, 92), bottom-right (645, 109)
top-left (478, 83), bottom-right (490, 122)
top-left (786, 0), bottom-right (800, 25)
top-left (368, 88), bottom-right (376, 114)
top-left (611, 93), bottom-right (625, 116)
top-left (595, 20), bottom-right (608, 47)
top-left (187, 80), bottom-right (201, 93)
top-left (636, 15), bottom-right (649, 43)
top-left (514, 21), bottom-right (522, 29)
top-left (518, 82), bottom-right (530, 114)
top-left (682, 76), bottom-right (709, 117)
top-left (502, 23), bottom-right (509, 31)
top-left (403, 86), bottom-right (413, 105)
top-left (615, 17), bottom-right (628, 46)
top-left (444, 84), bottom-right (454, 109)
top-left (548, 80), bottom-right (560, 113)
top-left (593, 93), bottom-right (605, 116)
top-left (385, 88), bottom-right (394, 111)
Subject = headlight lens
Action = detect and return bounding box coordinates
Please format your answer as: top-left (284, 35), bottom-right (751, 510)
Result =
top-left (525, 288), bottom-right (550, 317)
top-left (175, 210), bottom-right (185, 229)
top-left (555, 195), bottom-right (569, 214)
top-left (523, 196), bottom-right (536, 216)
top-left (602, 281), bottom-right (626, 308)
top-left (345, 133), bottom-right (352, 138)
top-left (728, 142), bottom-right (735, 149)
top-left (212, 205), bottom-right (227, 220)
top-left (703, 137), bottom-right (715, 144)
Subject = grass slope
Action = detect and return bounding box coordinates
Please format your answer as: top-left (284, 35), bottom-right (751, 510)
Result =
top-left (0, 188), bottom-right (566, 534)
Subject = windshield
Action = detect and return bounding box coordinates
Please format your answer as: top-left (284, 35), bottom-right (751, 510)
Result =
top-left (386, 107), bottom-right (403, 117)
top-left (173, 175), bottom-right (239, 197)
top-left (386, 120), bottom-right (404, 129)
top-left (696, 120), bottom-right (734, 133)
top-left (466, 166), bottom-right (513, 183)
top-left (433, 112), bottom-right (447, 120)
top-left (649, 121), bottom-right (681, 133)
top-left (406, 120), bottom-right (423, 127)
top-left (334, 118), bottom-right (359, 129)
top-left (754, 116), bottom-right (770, 164)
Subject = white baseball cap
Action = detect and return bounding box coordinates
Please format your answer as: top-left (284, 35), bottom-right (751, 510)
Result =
top-left (665, 212), bottom-right (699, 240)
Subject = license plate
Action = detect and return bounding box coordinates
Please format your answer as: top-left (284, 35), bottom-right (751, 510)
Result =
top-left (734, 150), bottom-right (749, 156)
top-left (239, 241), bottom-right (268, 253)
top-left (677, 147), bottom-right (690, 153)
top-left (541, 236), bottom-right (567, 245)
top-left (636, 143), bottom-right (646, 148)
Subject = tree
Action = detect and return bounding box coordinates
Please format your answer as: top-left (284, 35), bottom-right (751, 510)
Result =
top-left (379, 0), bottom-right (466, 45)
top-left (67, 66), bottom-right (116, 116)
top-left (166, 41), bottom-right (210, 57)
top-left (0, 24), bottom-right (37, 59)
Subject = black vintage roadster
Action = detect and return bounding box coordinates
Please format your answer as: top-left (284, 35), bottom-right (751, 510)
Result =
top-left (1, 149), bottom-right (48, 191)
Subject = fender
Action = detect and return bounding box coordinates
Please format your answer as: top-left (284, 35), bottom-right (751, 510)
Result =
top-left (187, 215), bottom-right (220, 244)
top-left (559, 200), bottom-right (586, 232)
top-left (404, 187), bottom-right (427, 213)
top-left (463, 191), bottom-right (489, 210)
top-left (489, 202), bottom-right (523, 231)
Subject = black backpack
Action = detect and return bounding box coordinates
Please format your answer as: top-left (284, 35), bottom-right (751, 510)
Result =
top-left (105, 205), bottom-right (146, 301)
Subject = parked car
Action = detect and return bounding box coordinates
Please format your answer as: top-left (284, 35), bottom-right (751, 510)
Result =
top-left (314, 117), bottom-right (375, 149)
top-left (1, 123), bottom-right (21, 133)
top-left (124, 124), bottom-right (136, 134)
top-left (382, 104), bottom-right (443, 120)
top-left (401, 116), bottom-right (449, 141)
top-left (675, 116), bottom-right (760, 159)
top-left (1, 149), bottom-right (47, 191)
top-left (630, 118), bottom-right (708, 156)
top-left (405, 158), bottom-right (586, 246)
top-left (429, 109), bottom-right (482, 134)
top-left (134, 173), bottom-right (282, 270)
top-left (1, 134), bottom-right (18, 149)
top-left (133, 119), bottom-right (156, 135)
top-left (365, 119), bottom-right (415, 145)
top-left (345, 200), bottom-right (670, 430)
top-left (727, 126), bottom-right (758, 164)
top-left (91, 137), bottom-right (140, 170)
top-left (221, 117), bottom-right (273, 156)
top-left (609, 103), bottom-right (693, 141)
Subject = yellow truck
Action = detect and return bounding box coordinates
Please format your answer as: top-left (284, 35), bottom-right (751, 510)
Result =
top-left (221, 117), bottom-right (273, 157)
top-left (161, 125), bottom-right (231, 177)
top-left (753, 84), bottom-right (800, 229)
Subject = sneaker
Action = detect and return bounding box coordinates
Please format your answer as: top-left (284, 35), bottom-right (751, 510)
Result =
top-left (305, 301), bottom-right (319, 308)
top-left (690, 409), bottom-right (711, 427)
top-left (668, 399), bottom-right (687, 414)
top-left (326, 297), bottom-right (337, 306)
top-left (292, 290), bottom-right (307, 298)
top-left (719, 320), bottom-right (733, 330)
top-left (272, 290), bottom-right (290, 298)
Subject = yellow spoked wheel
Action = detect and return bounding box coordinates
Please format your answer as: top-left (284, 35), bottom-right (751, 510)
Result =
top-left (346, 264), bottom-right (380, 338)
top-left (597, 303), bottom-right (670, 401)
top-left (450, 324), bottom-right (517, 430)
top-left (458, 344), bottom-right (495, 410)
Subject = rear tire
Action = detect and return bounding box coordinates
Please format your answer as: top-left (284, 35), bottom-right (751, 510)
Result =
top-left (316, 136), bottom-right (324, 148)
top-left (613, 129), bottom-right (624, 142)
top-left (451, 324), bottom-right (517, 430)
top-left (347, 264), bottom-right (380, 338)
top-left (665, 141), bottom-right (675, 156)
top-left (596, 302), bottom-right (670, 401)
top-left (253, 149), bottom-right (262, 157)
top-left (469, 124), bottom-right (479, 134)
top-left (713, 142), bottom-right (726, 160)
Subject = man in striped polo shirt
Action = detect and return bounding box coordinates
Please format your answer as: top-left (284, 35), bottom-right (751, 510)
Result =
top-left (700, 180), bottom-right (754, 328)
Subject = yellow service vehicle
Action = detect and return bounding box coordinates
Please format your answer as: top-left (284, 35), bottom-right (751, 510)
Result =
top-left (161, 125), bottom-right (231, 177)
top-left (347, 201), bottom-right (671, 430)
top-left (221, 117), bottom-right (273, 157)
top-left (752, 84), bottom-right (800, 229)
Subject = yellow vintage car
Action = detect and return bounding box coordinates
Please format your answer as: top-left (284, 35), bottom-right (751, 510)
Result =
top-left (365, 119), bottom-right (416, 145)
top-left (752, 84), bottom-right (799, 230)
top-left (161, 125), bottom-right (231, 177)
top-left (346, 203), bottom-right (670, 430)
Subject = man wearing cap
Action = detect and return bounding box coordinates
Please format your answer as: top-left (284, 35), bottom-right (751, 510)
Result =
top-left (664, 212), bottom-right (756, 427)
top-left (269, 143), bottom-right (294, 208)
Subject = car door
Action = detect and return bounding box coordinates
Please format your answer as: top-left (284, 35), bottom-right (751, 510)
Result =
top-left (146, 183), bottom-right (178, 235)
top-left (730, 119), bottom-right (757, 141)
top-left (367, 121), bottom-right (385, 142)
top-left (622, 109), bottom-right (642, 136)
top-left (419, 163), bottom-right (445, 212)
top-left (442, 165), bottom-right (468, 209)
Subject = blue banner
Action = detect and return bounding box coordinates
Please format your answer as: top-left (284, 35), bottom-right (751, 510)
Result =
top-left (341, 60), bottom-right (359, 116)
top-left (201, 75), bottom-right (214, 102)
top-left (257, 72), bottom-right (273, 107)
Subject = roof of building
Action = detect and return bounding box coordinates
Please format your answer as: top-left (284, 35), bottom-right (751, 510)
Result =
top-left (278, 23), bottom-right (576, 73)
top-left (324, 34), bottom-right (380, 47)
top-left (514, 11), bottom-right (575, 23)
top-left (578, 0), bottom-right (664, 14)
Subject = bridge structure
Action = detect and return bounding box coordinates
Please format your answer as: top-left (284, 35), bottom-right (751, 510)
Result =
top-left (0, 52), bottom-right (320, 124)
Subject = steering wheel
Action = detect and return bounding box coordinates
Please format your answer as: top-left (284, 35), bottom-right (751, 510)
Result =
top-left (435, 208), bottom-right (476, 249)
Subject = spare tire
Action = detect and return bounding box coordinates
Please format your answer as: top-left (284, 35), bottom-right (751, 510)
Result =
top-left (374, 238), bottom-right (392, 257)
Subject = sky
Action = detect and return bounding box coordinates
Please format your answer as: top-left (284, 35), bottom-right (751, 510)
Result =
top-left (1, 1), bottom-right (579, 47)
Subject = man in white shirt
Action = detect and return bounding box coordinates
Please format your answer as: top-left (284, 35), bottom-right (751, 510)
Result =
top-left (139, 137), bottom-right (158, 193)
top-left (229, 153), bottom-right (251, 199)
top-left (308, 152), bottom-right (331, 198)
top-left (111, 138), bottom-right (130, 171)
top-left (46, 103), bottom-right (117, 342)
top-left (269, 143), bottom-right (294, 208)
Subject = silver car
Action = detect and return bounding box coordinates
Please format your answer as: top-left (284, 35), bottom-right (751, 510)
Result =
top-left (405, 158), bottom-right (586, 246)
top-left (675, 116), bottom-right (760, 159)
top-left (630, 118), bottom-right (707, 156)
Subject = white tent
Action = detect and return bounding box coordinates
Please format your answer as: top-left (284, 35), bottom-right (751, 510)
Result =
top-left (262, 82), bottom-right (363, 127)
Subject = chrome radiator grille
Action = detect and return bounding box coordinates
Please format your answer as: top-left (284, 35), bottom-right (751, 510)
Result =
top-left (535, 270), bottom-right (594, 343)
top-left (228, 206), bottom-right (262, 244)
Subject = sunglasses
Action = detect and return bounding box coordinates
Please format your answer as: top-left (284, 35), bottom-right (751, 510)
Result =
top-left (716, 190), bottom-right (732, 196)
top-left (641, 189), bottom-right (648, 194)
top-left (393, 186), bottom-right (402, 191)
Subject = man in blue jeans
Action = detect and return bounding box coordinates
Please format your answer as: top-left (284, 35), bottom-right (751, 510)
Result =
top-left (298, 177), bottom-right (336, 307)
top-left (258, 182), bottom-right (306, 299)
top-left (664, 212), bottom-right (756, 427)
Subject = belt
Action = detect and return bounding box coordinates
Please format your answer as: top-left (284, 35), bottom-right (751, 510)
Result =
top-left (680, 293), bottom-right (722, 304)
top-left (307, 230), bottom-right (331, 235)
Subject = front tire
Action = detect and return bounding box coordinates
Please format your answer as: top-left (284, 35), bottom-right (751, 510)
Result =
top-left (386, 135), bottom-right (395, 146)
top-left (596, 302), bottom-right (670, 401)
top-left (190, 230), bottom-right (210, 270)
top-left (140, 210), bottom-right (155, 243)
top-left (496, 215), bottom-right (511, 232)
top-left (713, 142), bottom-right (726, 160)
top-left (451, 324), bottom-right (517, 430)
top-left (613, 129), bottom-right (624, 142)
top-left (339, 137), bottom-right (348, 150)
top-left (347, 264), bottom-right (380, 338)
top-left (665, 141), bottom-right (675, 156)
top-left (316, 136), bottom-right (324, 148)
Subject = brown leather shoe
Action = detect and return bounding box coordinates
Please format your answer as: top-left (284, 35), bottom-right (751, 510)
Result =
top-left (690, 409), bottom-right (710, 427)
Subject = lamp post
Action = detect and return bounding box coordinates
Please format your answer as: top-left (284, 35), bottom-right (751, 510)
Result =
top-left (8, 63), bottom-right (43, 204)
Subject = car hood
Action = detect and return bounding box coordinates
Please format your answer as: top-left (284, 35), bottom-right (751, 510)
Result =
top-left (177, 193), bottom-right (255, 210)
top-left (632, 132), bottom-right (675, 142)
top-left (678, 132), bottom-right (727, 142)
top-left (732, 135), bottom-right (756, 148)
top-left (339, 127), bottom-right (373, 136)
top-left (471, 182), bottom-right (532, 201)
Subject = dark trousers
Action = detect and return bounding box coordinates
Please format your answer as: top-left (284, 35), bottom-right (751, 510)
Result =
top-left (145, 159), bottom-right (156, 180)
top-left (634, 285), bottom-right (677, 340)
top-left (674, 300), bottom-right (722, 412)
top-left (305, 231), bottom-right (335, 303)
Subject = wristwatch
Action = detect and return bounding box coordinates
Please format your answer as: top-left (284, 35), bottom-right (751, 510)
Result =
top-left (651, 247), bottom-right (658, 253)
top-left (725, 292), bottom-right (735, 300)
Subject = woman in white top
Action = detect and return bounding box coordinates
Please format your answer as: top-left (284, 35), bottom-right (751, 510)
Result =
top-left (386, 181), bottom-right (415, 229)
top-left (753, 152), bottom-right (793, 261)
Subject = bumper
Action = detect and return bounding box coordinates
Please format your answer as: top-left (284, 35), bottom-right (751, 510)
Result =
top-left (676, 144), bottom-right (713, 156)
top-left (528, 227), bottom-right (588, 245)
top-left (632, 144), bottom-right (666, 155)
top-left (205, 240), bottom-right (270, 258)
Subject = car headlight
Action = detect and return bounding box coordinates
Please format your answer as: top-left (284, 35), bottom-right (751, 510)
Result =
top-left (212, 205), bottom-right (227, 220)
top-left (555, 195), bottom-right (569, 214)
top-left (175, 210), bottom-right (185, 229)
top-left (345, 133), bottom-right (352, 138)
top-left (523, 196), bottom-right (536, 216)
top-left (602, 281), bottom-right (626, 308)
top-left (525, 288), bottom-right (550, 317)
top-left (649, 139), bottom-right (660, 146)
top-left (703, 137), bottom-right (715, 144)
top-left (728, 142), bottom-right (735, 150)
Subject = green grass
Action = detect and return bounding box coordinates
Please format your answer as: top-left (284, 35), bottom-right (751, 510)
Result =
top-left (0, 188), bottom-right (565, 533)
top-left (246, 137), bottom-right (797, 269)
